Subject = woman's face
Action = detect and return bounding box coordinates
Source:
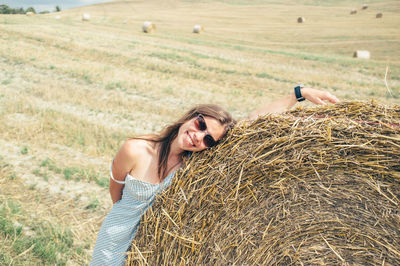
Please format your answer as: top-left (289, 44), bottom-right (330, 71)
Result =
top-left (177, 115), bottom-right (226, 152)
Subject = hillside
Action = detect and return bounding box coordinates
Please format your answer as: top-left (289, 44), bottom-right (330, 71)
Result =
top-left (0, 0), bottom-right (399, 264)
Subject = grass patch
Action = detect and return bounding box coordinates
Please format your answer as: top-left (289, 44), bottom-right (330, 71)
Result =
top-left (105, 81), bottom-right (128, 90)
top-left (20, 145), bottom-right (28, 155)
top-left (0, 158), bottom-right (16, 181)
top-left (0, 253), bottom-right (13, 265)
top-left (85, 196), bottom-right (100, 211)
top-left (0, 199), bottom-right (84, 265)
top-left (1, 79), bottom-right (12, 85)
top-left (40, 157), bottom-right (62, 174)
top-left (63, 167), bottom-right (81, 180)
top-left (12, 223), bottom-right (73, 265)
top-left (256, 72), bottom-right (293, 84)
top-left (0, 200), bottom-right (22, 237)
top-left (33, 168), bottom-right (49, 181)
top-left (38, 158), bottom-right (109, 187)
top-left (8, 173), bottom-right (16, 180)
top-left (148, 51), bottom-right (249, 78)
top-left (149, 52), bottom-right (200, 67)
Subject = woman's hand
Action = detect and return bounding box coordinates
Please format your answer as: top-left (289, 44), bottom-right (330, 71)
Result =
top-left (247, 86), bottom-right (339, 120)
top-left (302, 87), bottom-right (340, 105)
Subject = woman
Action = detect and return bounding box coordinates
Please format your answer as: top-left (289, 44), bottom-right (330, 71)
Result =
top-left (90, 87), bottom-right (339, 265)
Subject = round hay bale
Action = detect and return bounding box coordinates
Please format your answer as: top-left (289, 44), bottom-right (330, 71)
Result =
top-left (376, 13), bottom-right (383, 18)
top-left (55, 15), bottom-right (61, 20)
top-left (82, 13), bottom-right (91, 21)
top-left (26, 12), bottom-right (35, 16)
top-left (142, 21), bottom-right (156, 33)
top-left (297, 17), bottom-right (305, 23)
top-left (128, 101), bottom-right (400, 265)
top-left (353, 50), bottom-right (370, 59)
top-left (362, 4), bottom-right (368, 10)
top-left (193, 25), bottom-right (204, 33)
top-left (350, 9), bottom-right (357, 15)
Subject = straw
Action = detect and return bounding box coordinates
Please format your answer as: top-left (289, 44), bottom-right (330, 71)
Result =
top-left (127, 101), bottom-right (400, 265)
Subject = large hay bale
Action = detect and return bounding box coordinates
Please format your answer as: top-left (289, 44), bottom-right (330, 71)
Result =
top-left (297, 17), bottom-right (305, 23)
top-left (26, 12), bottom-right (35, 16)
top-left (82, 13), bottom-right (91, 21)
top-left (376, 13), bottom-right (383, 18)
top-left (350, 9), bottom-right (357, 15)
top-left (353, 50), bottom-right (370, 59)
top-left (142, 21), bottom-right (156, 33)
top-left (362, 4), bottom-right (368, 10)
top-left (193, 25), bottom-right (204, 34)
top-left (128, 101), bottom-right (400, 265)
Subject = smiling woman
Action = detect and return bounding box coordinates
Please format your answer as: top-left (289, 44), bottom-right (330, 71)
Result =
top-left (90, 86), bottom-right (339, 265)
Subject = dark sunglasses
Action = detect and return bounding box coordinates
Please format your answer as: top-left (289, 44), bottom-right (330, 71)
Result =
top-left (194, 114), bottom-right (218, 148)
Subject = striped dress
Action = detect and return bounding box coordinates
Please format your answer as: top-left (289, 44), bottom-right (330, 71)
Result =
top-left (90, 166), bottom-right (175, 266)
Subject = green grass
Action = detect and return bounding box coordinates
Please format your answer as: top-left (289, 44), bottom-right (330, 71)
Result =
top-left (12, 223), bottom-right (74, 265)
top-left (105, 81), bottom-right (128, 90)
top-left (85, 196), bottom-right (100, 211)
top-left (0, 158), bottom-right (16, 180)
top-left (63, 167), bottom-right (81, 180)
top-left (38, 157), bottom-right (109, 187)
top-left (0, 202), bottom-right (72, 265)
top-left (0, 201), bottom-right (22, 237)
top-left (0, 199), bottom-right (86, 265)
top-left (20, 145), bottom-right (28, 155)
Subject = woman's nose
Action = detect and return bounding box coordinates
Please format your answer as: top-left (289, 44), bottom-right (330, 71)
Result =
top-left (194, 131), bottom-right (206, 146)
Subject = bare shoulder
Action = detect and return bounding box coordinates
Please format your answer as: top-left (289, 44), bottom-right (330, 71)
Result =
top-left (120, 138), bottom-right (155, 159)
top-left (113, 138), bottom-right (156, 173)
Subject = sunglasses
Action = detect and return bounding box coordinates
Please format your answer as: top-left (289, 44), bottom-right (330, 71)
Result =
top-left (194, 114), bottom-right (218, 148)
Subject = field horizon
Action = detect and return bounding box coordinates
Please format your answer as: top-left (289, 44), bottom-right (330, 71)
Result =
top-left (1, 0), bottom-right (399, 264)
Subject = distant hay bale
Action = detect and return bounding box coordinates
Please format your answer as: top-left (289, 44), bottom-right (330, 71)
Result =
top-left (297, 17), bottom-right (305, 23)
top-left (193, 25), bottom-right (204, 33)
top-left (376, 13), bottom-right (383, 18)
top-left (353, 50), bottom-right (370, 59)
top-left (128, 101), bottom-right (400, 265)
top-left (142, 21), bottom-right (156, 33)
top-left (350, 9), bottom-right (357, 15)
top-left (82, 13), bottom-right (91, 21)
top-left (26, 12), bottom-right (35, 16)
top-left (55, 15), bottom-right (61, 20)
top-left (362, 4), bottom-right (368, 10)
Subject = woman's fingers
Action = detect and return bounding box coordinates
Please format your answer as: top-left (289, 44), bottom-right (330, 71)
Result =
top-left (313, 97), bottom-right (326, 105)
top-left (303, 88), bottom-right (339, 105)
top-left (319, 91), bottom-right (339, 103)
top-left (325, 93), bottom-right (340, 103)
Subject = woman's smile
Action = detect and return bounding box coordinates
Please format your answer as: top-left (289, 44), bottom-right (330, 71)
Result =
top-left (186, 131), bottom-right (195, 147)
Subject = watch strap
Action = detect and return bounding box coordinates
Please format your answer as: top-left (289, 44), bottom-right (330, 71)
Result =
top-left (294, 85), bottom-right (305, 102)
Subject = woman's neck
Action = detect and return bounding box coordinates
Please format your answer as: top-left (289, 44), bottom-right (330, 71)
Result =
top-left (168, 137), bottom-right (183, 163)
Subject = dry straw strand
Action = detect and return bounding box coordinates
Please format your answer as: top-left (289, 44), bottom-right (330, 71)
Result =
top-left (384, 66), bottom-right (393, 97)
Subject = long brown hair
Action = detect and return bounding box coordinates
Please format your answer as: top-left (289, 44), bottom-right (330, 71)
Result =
top-left (138, 104), bottom-right (236, 180)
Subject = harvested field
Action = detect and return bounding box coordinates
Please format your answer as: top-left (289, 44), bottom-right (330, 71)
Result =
top-left (129, 101), bottom-right (400, 265)
top-left (0, 0), bottom-right (399, 263)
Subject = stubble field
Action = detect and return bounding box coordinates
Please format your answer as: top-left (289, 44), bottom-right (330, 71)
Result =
top-left (0, 0), bottom-right (399, 264)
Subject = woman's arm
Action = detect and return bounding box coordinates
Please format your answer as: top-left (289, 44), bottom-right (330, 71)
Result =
top-left (247, 86), bottom-right (339, 120)
top-left (109, 140), bottom-right (138, 204)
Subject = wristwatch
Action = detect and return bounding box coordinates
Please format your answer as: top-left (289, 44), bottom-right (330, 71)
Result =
top-left (294, 84), bottom-right (305, 102)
